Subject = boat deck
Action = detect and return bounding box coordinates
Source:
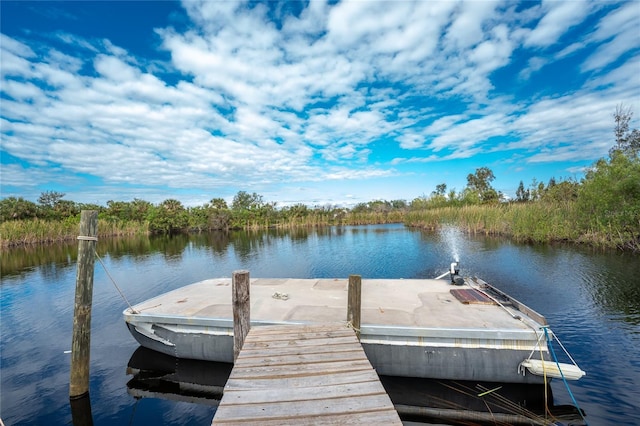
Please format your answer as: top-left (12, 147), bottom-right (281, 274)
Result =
top-left (128, 278), bottom-right (538, 333)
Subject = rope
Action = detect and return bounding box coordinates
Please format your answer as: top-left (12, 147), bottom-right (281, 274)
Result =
top-left (272, 292), bottom-right (290, 300)
top-left (549, 328), bottom-right (581, 367)
top-left (467, 278), bottom-right (570, 424)
top-left (77, 235), bottom-right (98, 241)
top-left (128, 396), bottom-right (140, 426)
top-left (93, 249), bottom-right (138, 314)
top-left (345, 321), bottom-right (361, 334)
top-left (542, 326), bottom-right (589, 425)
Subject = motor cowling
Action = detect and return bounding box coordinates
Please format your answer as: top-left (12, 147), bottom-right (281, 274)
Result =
top-left (450, 261), bottom-right (463, 285)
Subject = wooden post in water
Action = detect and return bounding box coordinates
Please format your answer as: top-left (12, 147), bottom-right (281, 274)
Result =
top-left (348, 274), bottom-right (362, 340)
top-left (232, 270), bottom-right (251, 362)
top-left (69, 210), bottom-right (98, 399)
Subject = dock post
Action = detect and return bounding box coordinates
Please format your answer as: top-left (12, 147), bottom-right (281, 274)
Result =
top-left (348, 274), bottom-right (362, 340)
top-left (69, 210), bottom-right (98, 399)
top-left (232, 270), bottom-right (250, 362)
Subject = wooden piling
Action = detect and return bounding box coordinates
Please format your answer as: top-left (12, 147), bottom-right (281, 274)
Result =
top-left (69, 210), bottom-right (98, 399)
top-left (347, 274), bottom-right (362, 340)
top-left (232, 270), bottom-right (250, 362)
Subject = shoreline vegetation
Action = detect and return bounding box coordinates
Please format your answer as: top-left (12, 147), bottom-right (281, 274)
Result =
top-left (2, 108), bottom-right (639, 252)
top-left (1, 193), bottom-right (638, 252)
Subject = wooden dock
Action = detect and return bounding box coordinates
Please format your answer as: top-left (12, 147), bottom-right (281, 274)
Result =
top-left (212, 323), bottom-right (402, 425)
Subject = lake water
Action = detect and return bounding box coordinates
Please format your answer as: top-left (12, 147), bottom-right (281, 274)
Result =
top-left (1, 224), bottom-right (639, 425)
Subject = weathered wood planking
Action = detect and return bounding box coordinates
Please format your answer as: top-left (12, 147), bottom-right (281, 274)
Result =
top-left (450, 288), bottom-right (495, 305)
top-left (212, 323), bottom-right (401, 425)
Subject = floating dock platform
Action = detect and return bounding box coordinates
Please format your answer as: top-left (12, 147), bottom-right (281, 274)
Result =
top-left (125, 276), bottom-right (563, 384)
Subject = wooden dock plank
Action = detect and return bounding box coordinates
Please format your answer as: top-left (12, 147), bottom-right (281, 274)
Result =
top-left (241, 335), bottom-right (358, 349)
top-left (212, 323), bottom-right (401, 425)
top-left (213, 409), bottom-right (401, 425)
top-left (223, 369), bottom-right (381, 390)
top-left (450, 288), bottom-right (495, 305)
top-left (220, 380), bottom-right (387, 404)
top-left (233, 349), bottom-right (368, 368)
top-left (237, 342), bottom-right (359, 358)
top-left (214, 394), bottom-right (397, 419)
top-left (226, 361), bottom-right (376, 380)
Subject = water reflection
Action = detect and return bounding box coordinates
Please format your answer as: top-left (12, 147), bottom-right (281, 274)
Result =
top-left (126, 347), bottom-right (229, 406)
top-left (70, 394), bottom-right (94, 426)
top-left (125, 346), bottom-right (583, 426)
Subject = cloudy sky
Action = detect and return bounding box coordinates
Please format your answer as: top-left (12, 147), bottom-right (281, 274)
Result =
top-left (1, 1), bottom-right (639, 207)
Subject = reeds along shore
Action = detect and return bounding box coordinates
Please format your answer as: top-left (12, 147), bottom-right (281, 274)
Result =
top-left (1, 204), bottom-right (638, 251)
top-left (404, 203), bottom-right (640, 252)
top-left (0, 218), bottom-right (148, 248)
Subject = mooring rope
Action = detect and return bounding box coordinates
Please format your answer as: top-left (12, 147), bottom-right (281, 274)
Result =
top-left (93, 249), bottom-right (138, 314)
top-left (344, 320), bottom-right (361, 334)
top-left (128, 397), bottom-right (140, 426)
top-left (542, 326), bottom-right (589, 426)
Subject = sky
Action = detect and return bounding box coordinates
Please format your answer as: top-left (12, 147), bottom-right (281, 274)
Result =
top-left (1, 0), bottom-right (639, 208)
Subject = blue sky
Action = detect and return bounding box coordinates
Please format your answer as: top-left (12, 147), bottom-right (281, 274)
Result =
top-left (1, 1), bottom-right (639, 207)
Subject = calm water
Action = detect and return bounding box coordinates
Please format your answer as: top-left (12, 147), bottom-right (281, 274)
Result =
top-left (1, 224), bottom-right (639, 425)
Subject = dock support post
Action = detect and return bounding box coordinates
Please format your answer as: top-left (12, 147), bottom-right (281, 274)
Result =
top-left (347, 274), bottom-right (362, 340)
top-left (232, 270), bottom-right (251, 362)
top-left (69, 210), bottom-right (98, 399)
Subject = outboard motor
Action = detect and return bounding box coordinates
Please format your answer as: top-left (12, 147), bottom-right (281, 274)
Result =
top-left (450, 261), bottom-right (464, 285)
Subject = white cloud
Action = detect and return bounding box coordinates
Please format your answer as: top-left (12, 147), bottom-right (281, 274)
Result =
top-left (94, 55), bottom-right (140, 81)
top-left (525, 0), bottom-right (592, 48)
top-left (1, 79), bottom-right (42, 100)
top-left (581, 3), bottom-right (640, 72)
top-left (519, 56), bottom-right (549, 80)
top-left (445, 1), bottom-right (498, 49)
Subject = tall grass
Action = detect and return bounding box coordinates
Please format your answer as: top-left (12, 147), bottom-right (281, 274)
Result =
top-left (405, 202), bottom-right (638, 250)
top-left (0, 218), bottom-right (148, 248)
top-left (2, 204), bottom-right (637, 251)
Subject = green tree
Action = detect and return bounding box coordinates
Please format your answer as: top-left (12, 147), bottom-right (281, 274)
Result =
top-left (409, 195), bottom-right (430, 210)
top-left (37, 190), bottom-right (65, 209)
top-left (528, 178), bottom-right (546, 201)
top-left (433, 183), bottom-right (447, 196)
top-left (0, 197), bottom-right (38, 221)
top-left (447, 189), bottom-right (458, 205)
top-left (390, 199), bottom-right (408, 210)
top-left (466, 167), bottom-right (499, 203)
top-left (515, 181), bottom-right (530, 202)
top-left (288, 203), bottom-right (310, 217)
top-left (210, 198), bottom-right (228, 210)
top-left (232, 191), bottom-right (264, 211)
top-left (204, 197), bottom-right (231, 230)
top-left (147, 199), bottom-right (189, 234)
top-left (105, 199), bottom-right (150, 222)
top-left (130, 199), bottom-right (152, 221)
top-left (459, 188), bottom-right (482, 205)
top-left (351, 202), bottom-right (371, 213)
top-left (37, 190), bottom-right (73, 219)
top-left (106, 200), bottom-right (131, 221)
top-left (542, 179), bottom-right (579, 204)
top-left (370, 200), bottom-right (392, 213)
top-left (54, 200), bottom-right (79, 218)
top-left (578, 152), bottom-right (640, 235)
